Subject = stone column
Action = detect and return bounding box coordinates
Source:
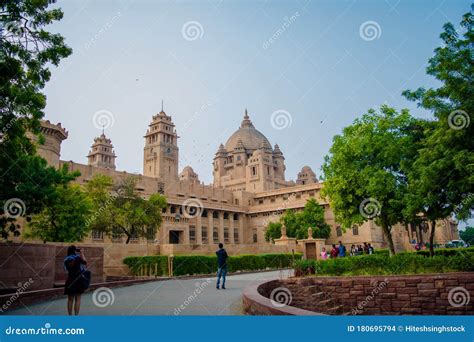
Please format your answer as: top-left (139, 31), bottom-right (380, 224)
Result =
top-left (229, 213), bottom-right (235, 244)
top-left (196, 213), bottom-right (203, 245)
top-left (239, 216), bottom-right (245, 244)
top-left (208, 210), bottom-right (214, 244)
top-left (219, 211), bottom-right (224, 244)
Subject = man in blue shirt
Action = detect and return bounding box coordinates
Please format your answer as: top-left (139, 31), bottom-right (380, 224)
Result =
top-left (338, 241), bottom-right (346, 257)
top-left (216, 243), bottom-right (228, 289)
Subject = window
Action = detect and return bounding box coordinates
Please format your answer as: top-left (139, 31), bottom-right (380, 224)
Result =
top-left (352, 225), bottom-right (359, 236)
top-left (202, 226), bottom-right (208, 244)
top-left (233, 214), bottom-right (239, 221)
top-left (92, 230), bottom-right (103, 241)
top-left (146, 227), bottom-right (156, 241)
top-left (336, 226), bottom-right (342, 237)
top-left (112, 227), bottom-right (122, 243)
top-left (213, 227), bottom-right (219, 243)
top-left (251, 166), bottom-right (257, 176)
top-left (234, 229), bottom-right (239, 243)
top-left (202, 209), bottom-right (208, 218)
top-left (213, 211), bottom-right (219, 219)
top-left (189, 225), bottom-right (196, 243)
top-left (253, 229), bottom-right (258, 243)
top-left (223, 212), bottom-right (229, 220)
top-left (224, 227), bottom-right (229, 243)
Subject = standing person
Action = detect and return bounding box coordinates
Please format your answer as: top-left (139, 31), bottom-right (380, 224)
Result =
top-left (320, 247), bottom-right (328, 260)
top-left (350, 244), bottom-right (356, 256)
top-left (64, 245), bottom-right (87, 315)
top-left (216, 243), bottom-right (228, 290)
top-left (338, 241), bottom-right (346, 257)
top-left (363, 242), bottom-right (369, 254)
top-left (368, 243), bottom-right (374, 255)
top-left (330, 244), bottom-right (339, 258)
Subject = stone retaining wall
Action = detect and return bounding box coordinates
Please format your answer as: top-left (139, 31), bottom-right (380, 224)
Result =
top-left (246, 273), bottom-right (474, 315)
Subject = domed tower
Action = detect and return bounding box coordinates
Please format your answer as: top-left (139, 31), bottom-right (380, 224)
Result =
top-left (179, 166), bottom-right (200, 184)
top-left (143, 107), bottom-right (179, 181)
top-left (213, 109), bottom-right (289, 192)
top-left (87, 132), bottom-right (117, 169)
top-left (296, 166), bottom-right (318, 185)
top-left (27, 120), bottom-right (68, 168)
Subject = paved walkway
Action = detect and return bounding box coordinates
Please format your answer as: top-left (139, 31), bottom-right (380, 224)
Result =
top-left (6, 270), bottom-right (291, 316)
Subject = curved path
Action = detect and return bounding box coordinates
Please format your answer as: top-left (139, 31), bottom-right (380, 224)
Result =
top-left (6, 270), bottom-right (291, 316)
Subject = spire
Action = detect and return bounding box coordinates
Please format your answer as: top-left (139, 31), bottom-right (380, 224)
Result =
top-left (161, 99), bottom-right (164, 112)
top-left (240, 108), bottom-right (254, 128)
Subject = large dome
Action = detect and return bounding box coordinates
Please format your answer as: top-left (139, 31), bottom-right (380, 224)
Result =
top-left (224, 110), bottom-right (272, 152)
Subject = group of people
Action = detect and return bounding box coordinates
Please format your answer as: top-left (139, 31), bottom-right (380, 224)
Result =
top-left (319, 241), bottom-right (375, 260)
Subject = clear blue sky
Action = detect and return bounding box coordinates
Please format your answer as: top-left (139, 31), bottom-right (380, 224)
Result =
top-left (44, 0), bottom-right (471, 225)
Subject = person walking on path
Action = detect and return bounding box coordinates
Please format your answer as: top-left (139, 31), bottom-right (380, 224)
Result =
top-left (64, 245), bottom-right (87, 315)
top-left (216, 243), bottom-right (228, 290)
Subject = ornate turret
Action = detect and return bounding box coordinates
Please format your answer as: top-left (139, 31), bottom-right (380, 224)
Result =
top-left (143, 105), bottom-right (179, 180)
top-left (179, 166), bottom-right (200, 184)
top-left (87, 132), bottom-right (116, 169)
top-left (27, 120), bottom-right (68, 168)
top-left (296, 166), bottom-right (318, 185)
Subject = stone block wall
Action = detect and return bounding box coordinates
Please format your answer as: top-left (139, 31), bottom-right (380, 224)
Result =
top-left (256, 273), bottom-right (474, 315)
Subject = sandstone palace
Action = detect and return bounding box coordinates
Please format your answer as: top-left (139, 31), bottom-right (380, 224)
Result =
top-left (25, 109), bottom-right (458, 275)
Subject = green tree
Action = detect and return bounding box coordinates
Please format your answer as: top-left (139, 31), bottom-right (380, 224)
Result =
top-left (0, 0), bottom-right (73, 239)
top-left (460, 227), bottom-right (474, 245)
top-left (26, 183), bottom-right (92, 242)
top-left (265, 199), bottom-right (330, 242)
top-left (264, 221), bottom-right (282, 242)
top-left (84, 174), bottom-right (115, 231)
top-left (95, 177), bottom-right (167, 244)
top-left (402, 7), bottom-right (473, 256)
top-left (322, 106), bottom-right (421, 256)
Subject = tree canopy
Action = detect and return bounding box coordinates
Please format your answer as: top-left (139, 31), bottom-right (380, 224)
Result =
top-left (0, 0), bottom-right (75, 239)
top-left (265, 198), bottom-right (330, 242)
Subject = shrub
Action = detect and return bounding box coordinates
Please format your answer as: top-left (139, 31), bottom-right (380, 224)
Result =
top-left (124, 253), bottom-right (302, 277)
top-left (294, 252), bottom-right (474, 277)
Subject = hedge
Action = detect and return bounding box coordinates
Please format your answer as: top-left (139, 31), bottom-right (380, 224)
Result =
top-left (124, 253), bottom-right (302, 277)
top-left (294, 252), bottom-right (474, 277)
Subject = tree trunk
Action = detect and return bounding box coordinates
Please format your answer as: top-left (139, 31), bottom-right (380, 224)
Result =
top-left (429, 220), bottom-right (436, 257)
top-left (381, 222), bottom-right (396, 256)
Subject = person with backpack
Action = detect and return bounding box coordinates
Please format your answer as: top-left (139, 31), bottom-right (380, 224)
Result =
top-left (64, 245), bottom-right (88, 315)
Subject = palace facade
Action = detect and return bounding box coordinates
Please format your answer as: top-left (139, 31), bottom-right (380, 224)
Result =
top-left (27, 109), bottom-right (458, 269)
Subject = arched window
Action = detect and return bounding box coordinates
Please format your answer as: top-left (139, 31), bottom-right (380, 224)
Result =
top-left (336, 226), bottom-right (342, 237)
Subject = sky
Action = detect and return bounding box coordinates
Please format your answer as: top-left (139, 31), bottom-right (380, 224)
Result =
top-left (43, 0), bottom-right (471, 225)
